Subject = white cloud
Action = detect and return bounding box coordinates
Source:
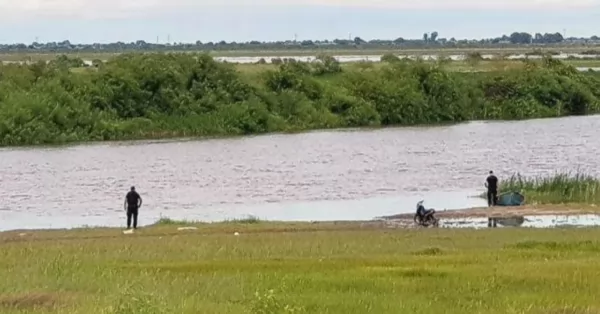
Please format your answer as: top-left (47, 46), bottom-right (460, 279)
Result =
top-left (0, 0), bottom-right (598, 20)
top-left (0, 0), bottom-right (168, 19)
top-left (327, 0), bottom-right (598, 9)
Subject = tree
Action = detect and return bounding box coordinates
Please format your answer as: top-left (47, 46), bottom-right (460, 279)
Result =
top-left (544, 32), bottom-right (563, 43)
top-left (431, 31), bottom-right (438, 42)
top-left (353, 37), bottom-right (366, 45)
top-left (509, 32), bottom-right (532, 44)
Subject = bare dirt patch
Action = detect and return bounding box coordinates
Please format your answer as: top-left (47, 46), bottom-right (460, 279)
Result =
top-left (0, 292), bottom-right (71, 310)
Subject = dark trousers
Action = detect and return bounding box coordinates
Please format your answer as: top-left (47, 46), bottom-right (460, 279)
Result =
top-left (487, 189), bottom-right (497, 207)
top-left (127, 206), bottom-right (139, 229)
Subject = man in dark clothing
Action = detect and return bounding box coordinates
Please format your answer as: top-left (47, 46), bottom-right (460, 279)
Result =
top-left (124, 186), bottom-right (143, 229)
top-left (485, 171), bottom-right (499, 207)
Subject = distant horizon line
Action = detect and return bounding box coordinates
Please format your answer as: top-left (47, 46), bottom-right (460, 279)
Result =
top-left (1, 32), bottom-right (599, 46)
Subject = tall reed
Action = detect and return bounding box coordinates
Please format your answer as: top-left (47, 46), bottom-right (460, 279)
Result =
top-left (493, 172), bottom-right (600, 204)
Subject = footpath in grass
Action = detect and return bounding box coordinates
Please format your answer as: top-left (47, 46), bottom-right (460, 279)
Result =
top-left (2, 222), bottom-right (600, 313)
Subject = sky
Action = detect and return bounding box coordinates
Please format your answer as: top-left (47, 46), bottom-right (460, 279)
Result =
top-left (0, 0), bottom-right (598, 44)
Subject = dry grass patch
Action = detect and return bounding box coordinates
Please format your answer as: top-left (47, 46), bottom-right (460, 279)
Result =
top-left (0, 292), bottom-right (71, 310)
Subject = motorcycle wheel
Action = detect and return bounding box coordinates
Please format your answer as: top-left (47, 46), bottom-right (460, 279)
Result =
top-left (422, 215), bottom-right (438, 228)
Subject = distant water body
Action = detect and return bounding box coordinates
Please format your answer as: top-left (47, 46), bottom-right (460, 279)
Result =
top-left (2, 53), bottom-right (600, 72)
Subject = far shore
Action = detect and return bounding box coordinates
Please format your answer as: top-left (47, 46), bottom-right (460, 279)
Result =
top-left (0, 45), bottom-right (598, 61)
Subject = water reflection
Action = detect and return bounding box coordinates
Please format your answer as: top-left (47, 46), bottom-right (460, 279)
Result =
top-left (440, 214), bottom-right (600, 229)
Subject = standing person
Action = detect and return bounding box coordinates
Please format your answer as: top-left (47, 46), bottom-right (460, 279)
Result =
top-left (124, 186), bottom-right (143, 229)
top-left (485, 171), bottom-right (498, 207)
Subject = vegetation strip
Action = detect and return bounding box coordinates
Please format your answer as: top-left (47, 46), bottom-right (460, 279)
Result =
top-left (1, 53), bottom-right (599, 146)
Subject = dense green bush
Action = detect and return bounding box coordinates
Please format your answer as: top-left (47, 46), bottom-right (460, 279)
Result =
top-left (0, 53), bottom-right (599, 146)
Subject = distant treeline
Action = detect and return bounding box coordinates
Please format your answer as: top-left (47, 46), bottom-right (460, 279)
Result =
top-left (0, 53), bottom-right (599, 146)
top-left (1, 32), bottom-right (599, 54)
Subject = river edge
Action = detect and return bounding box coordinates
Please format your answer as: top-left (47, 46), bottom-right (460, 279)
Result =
top-left (1, 204), bottom-right (599, 236)
top-left (0, 121), bottom-right (469, 150)
top-left (379, 203), bottom-right (600, 220)
top-left (0, 117), bottom-right (494, 150)
top-left (2, 115), bottom-right (594, 150)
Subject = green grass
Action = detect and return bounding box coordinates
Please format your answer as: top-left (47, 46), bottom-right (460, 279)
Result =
top-left (226, 215), bottom-right (262, 224)
top-left (2, 222), bottom-right (600, 313)
top-left (484, 172), bottom-right (600, 204)
top-left (151, 217), bottom-right (200, 226)
top-left (153, 215), bottom-right (262, 226)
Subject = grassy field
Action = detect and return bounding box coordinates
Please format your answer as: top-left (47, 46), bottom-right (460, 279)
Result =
top-left (0, 45), bottom-right (599, 62)
top-left (2, 219), bottom-right (600, 313)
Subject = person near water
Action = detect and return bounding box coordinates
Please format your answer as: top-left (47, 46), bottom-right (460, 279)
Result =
top-left (485, 171), bottom-right (498, 207)
top-left (124, 186), bottom-right (143, 229)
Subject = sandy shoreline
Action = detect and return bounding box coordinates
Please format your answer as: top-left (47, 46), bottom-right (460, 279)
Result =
top-left (1, 204), bottom-right (599, 236)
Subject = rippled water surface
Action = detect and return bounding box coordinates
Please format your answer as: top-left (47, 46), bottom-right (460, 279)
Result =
top-left (1, 115), bottom-right (600, 230)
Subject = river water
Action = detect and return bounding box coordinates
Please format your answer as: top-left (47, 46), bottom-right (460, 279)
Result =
top-left (1, 115), bottom-right (600, 231)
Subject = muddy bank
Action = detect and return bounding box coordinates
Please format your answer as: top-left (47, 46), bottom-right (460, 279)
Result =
top-left (381, 204), bottom-right (600, 220)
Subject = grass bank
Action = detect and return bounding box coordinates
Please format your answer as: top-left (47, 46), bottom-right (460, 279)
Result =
top-left (2, 221), bottom-right (600, 313)
top-left (480, 172), bottom-right (600, 205)
top-left (1, 53), bottom-right (600, 146)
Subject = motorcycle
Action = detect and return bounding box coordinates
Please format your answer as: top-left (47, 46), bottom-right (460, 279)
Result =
top-left (413, 200), bottom-right (440, 227)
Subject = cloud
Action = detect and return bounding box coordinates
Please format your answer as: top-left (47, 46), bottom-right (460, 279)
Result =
top-left (0, 0), bottom-right (167, 19)
top-left (0, 0), bottom-right (598, 20)
top-left (302, 0), bottom-right (599, 9)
